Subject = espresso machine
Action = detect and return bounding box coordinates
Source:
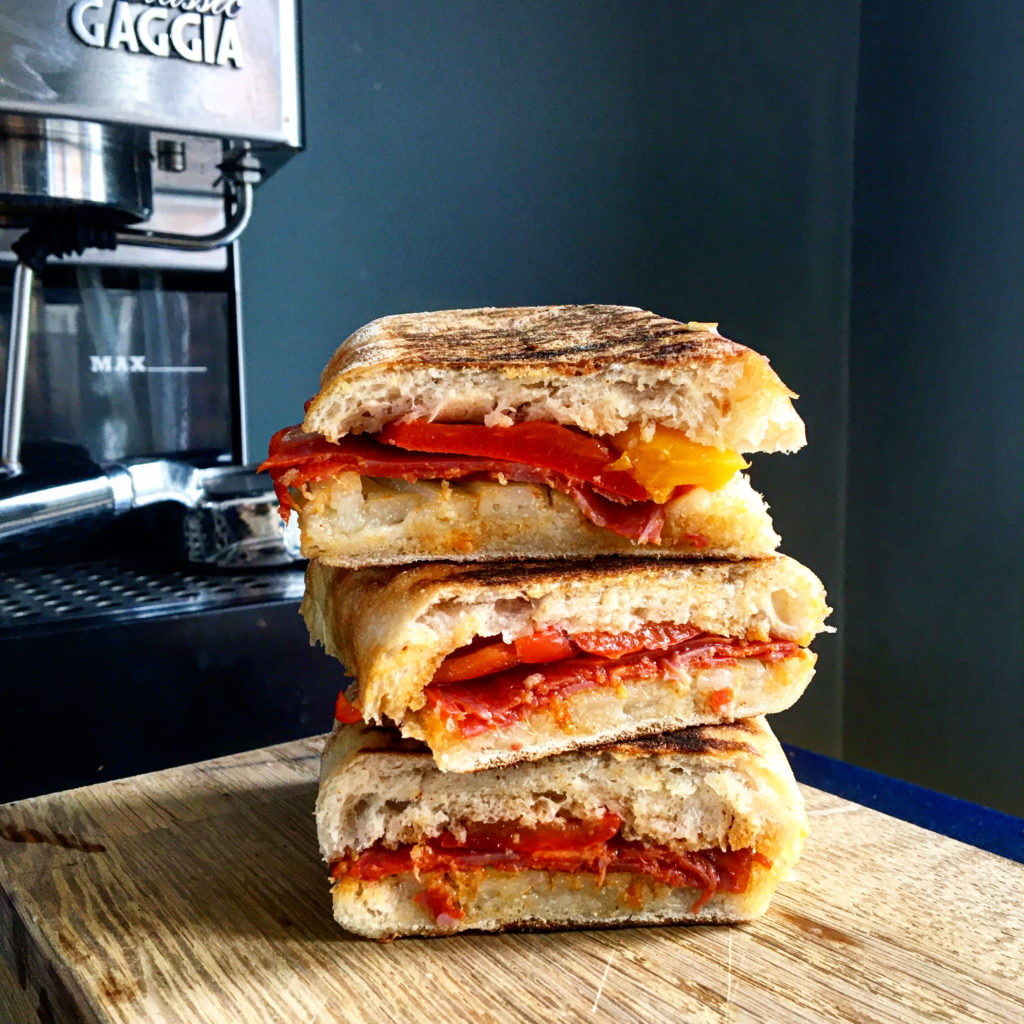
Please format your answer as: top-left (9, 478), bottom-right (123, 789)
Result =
top-left (0, 1), bottom-right (344, 802)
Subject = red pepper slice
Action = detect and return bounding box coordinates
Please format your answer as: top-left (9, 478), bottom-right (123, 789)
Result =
top-left (708, 687), bottom-right (735, 712)
top-left (431, 639), bottom-right (520, 685)
top-left (454, 811), bottom-right (623, 853)
top-left (334, 689), bottom-right (363, 724)
top-left (426, 634), bottom-right (800, 737)
top-left (260, 423), bottom-right (668, 542)
top-left (330, 817), bottom-right (772, 919)
top-left (433, 627), bottom-right (577, 684)
top-left (513, 626), bottom-right (576, 664)
top-left (379, 420), bottom-right (649, 502)
top-left (572, 622), bottom-right (702, 659)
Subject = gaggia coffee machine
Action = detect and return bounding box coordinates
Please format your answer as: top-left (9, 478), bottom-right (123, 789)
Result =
top-left (0, 1), bottom-right (343, 800)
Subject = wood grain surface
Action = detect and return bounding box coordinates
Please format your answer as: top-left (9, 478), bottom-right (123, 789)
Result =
top-left (1, 736), bottom-right (1021, 1024)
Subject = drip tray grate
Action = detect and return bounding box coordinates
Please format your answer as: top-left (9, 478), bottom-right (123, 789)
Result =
top-left (0, 561), bottom-right (306, 636)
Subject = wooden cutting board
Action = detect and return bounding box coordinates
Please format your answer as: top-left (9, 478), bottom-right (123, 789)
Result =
top-left (1, 737), bottom-right (1021, 1024)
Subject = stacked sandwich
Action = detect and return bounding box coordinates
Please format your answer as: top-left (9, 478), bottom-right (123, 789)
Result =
top-left (262, 305), bottom-right (830, 939)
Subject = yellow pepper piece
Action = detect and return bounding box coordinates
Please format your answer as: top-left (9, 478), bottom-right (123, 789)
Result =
top-left (608, 424), bottom-right (749, 502)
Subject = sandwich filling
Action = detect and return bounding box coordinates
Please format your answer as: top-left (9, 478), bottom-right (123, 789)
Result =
top-left (336, 622), bottom-right (800, 735)
top-left (261, 419), bottom-right (747, 543)
top-left (328, 811), bottom-right (771, 923)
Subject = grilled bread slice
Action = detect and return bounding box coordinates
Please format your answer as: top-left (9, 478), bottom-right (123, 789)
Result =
top-left (303, 555), bottom-right (831, 771)
top-left (304, 305), bottom-right (805, 451)
top-left (294, 470), bottom-right (780, 566)
top-left (317, 716), bottom-right (807, 939)
top-left (263, 306), bottom-right (803, 564)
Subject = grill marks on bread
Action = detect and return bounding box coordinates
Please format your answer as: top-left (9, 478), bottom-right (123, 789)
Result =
top-left (346, 720), bottom-right (764, 768)
top-left (376, 556), bottom-right (782, 603)
top-left (305, 554), bottom-right (831, 743)
top-left (303, 303), bottom-right (805, 453)
top-left (319, 306), bottom-right (741, 382)
top-left (612, 722), bottom-right (761, 760)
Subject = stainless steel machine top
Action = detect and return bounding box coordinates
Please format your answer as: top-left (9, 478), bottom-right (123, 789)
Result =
top-left (0, 1), bottom-right (301, 173)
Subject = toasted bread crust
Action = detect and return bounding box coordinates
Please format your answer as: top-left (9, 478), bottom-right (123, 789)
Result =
top-left (302, 305), bottom-right (805, 451)
top-left (329, 869), bottom-right (777, 939)
top-left (318, 716), bottom-right (803, 858)
top-left (302, 553), bottom-right (831, 729)
top-left (317, 306), bottom-right (749, 378)
top-left (316, 717), bottom-right (806, 938)
top-left (291, 470), bottom-right (781, 568)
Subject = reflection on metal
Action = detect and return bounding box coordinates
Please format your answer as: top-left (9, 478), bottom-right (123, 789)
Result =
top-left (0, 459), bottom-right (299, 567)
top-left (0, 117), bottom-right (152, 228)
top-left (118, 180), bottom-right (253, 252)
top-left (0, 1), bottom-right (302, 162)
top-left (1, 261), bottom-right (34, 475)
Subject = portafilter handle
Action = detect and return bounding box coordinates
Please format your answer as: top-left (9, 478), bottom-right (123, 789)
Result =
top-left (0, 459), bottom-right (300, 567)
top-left (0, 458), bottom-right (204, 550)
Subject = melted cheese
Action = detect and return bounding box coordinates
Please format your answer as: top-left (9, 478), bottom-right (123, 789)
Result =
top-left (608, 424), bottom-right (749, 502)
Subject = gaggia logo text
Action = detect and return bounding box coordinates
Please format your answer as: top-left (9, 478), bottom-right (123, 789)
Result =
top-left (69, 1), bottom-right (245, 68)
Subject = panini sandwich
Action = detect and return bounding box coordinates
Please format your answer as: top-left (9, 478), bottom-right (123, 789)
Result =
top-left (304, 554), bottom-right (830, 772)
top-left (317, 716), bottom-right (806, 939)
top-left (261, 305), bottom-right (805, 564)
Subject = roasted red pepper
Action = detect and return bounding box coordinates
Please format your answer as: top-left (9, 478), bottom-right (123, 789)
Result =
top-left (334, 689), bottom-right (363, 724)
top-left (258, 423), bottom-right (668, 542)
top-left (330, 812), bottom-right (771, 920)
top-left (425, 624), bottom-right (799, 736)
top-left (379, 420), bottom-right (649, 502)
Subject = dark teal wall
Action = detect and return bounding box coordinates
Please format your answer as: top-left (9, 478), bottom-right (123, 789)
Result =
top-left (847, 1), bottom-right (1024, 813)
top-left (239, 1), bottom-right (863, 756)
top-left (243, 3), bottom-right (1024, 815)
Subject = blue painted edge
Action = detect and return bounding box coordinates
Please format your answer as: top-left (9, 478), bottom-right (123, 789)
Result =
top-left (783, 745), bottom-right (1024, 864)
